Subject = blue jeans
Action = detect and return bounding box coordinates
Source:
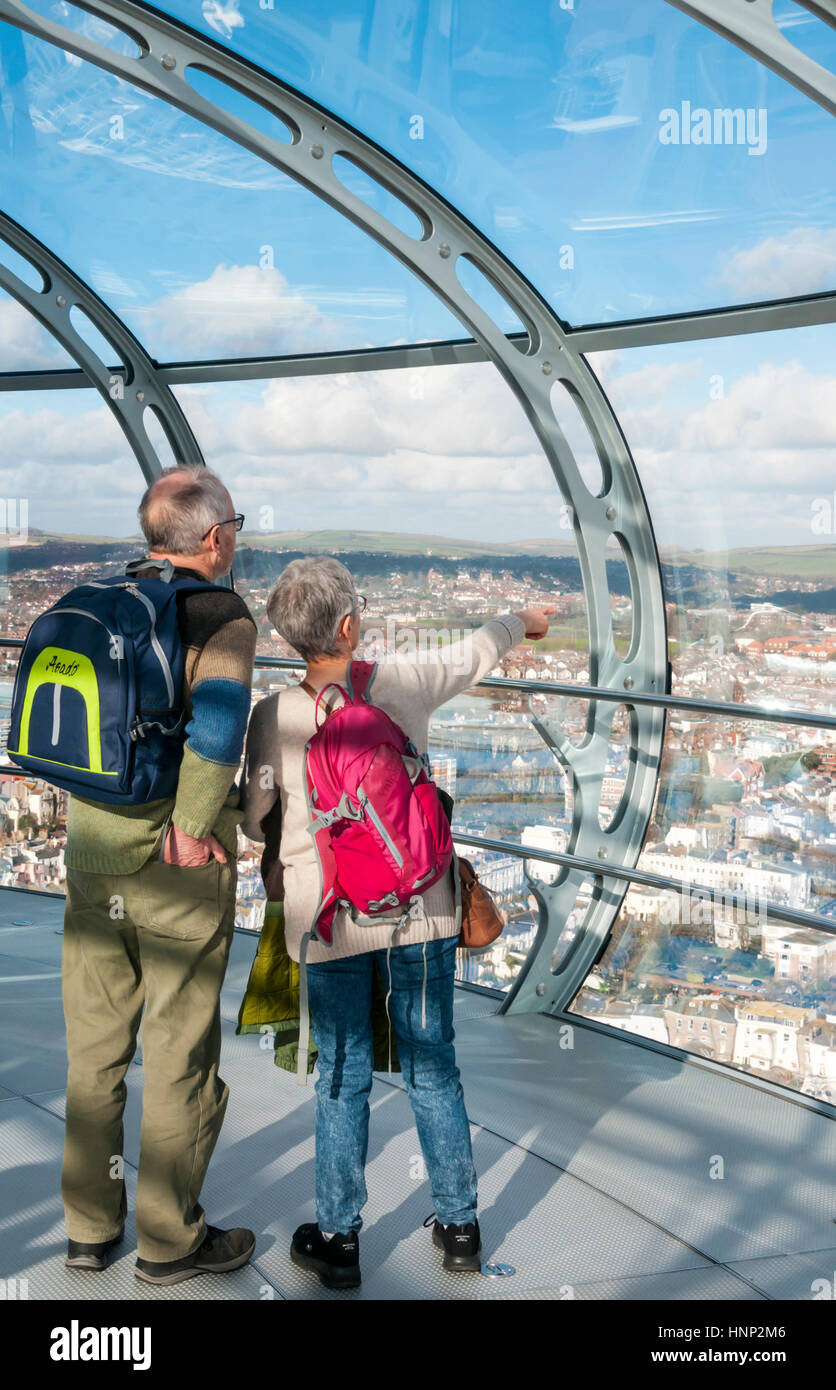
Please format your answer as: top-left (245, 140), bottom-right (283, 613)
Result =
top-left (305, 933), bottom-right (478, 1233)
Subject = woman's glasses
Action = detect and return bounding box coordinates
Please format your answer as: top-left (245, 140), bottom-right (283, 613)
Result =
top-left (338, 594), bottom-right (367, 627)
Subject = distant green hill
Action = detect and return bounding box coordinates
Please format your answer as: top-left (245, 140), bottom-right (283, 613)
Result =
top-left (3, 529), bottom-right (833, 583)
top-left (241, 530), bottom-right (580, 559)
top-left (240, 533), bottom-right (835, 580)
top-left (662, 544), bottom-right (835, 581)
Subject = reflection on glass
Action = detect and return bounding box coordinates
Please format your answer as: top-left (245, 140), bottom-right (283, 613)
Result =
top-left (646, 715), bottom-right (836, 918)
top-left (158, 0), bottom-right (836, 322)
top-left (0, 27), bottom-right (464, 361)
top-left (570, 883), bottom-right (836, 1102)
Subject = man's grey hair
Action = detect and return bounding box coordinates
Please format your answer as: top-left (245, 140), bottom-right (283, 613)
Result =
top-left (267, 556), bottom-right (358, 661)
top-left (138, 465), bottom-right (231, 555)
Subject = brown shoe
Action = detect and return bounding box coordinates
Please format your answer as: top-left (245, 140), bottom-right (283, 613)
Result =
top-left (135, 1225), bottom-right (256, 1286)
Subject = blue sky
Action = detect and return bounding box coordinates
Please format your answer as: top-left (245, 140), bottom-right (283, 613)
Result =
top-left (0, 0), bottom-right (834, 551)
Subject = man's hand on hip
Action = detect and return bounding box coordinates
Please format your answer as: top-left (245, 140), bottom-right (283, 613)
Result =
top-left (164, 824), bottom-right (227, 866)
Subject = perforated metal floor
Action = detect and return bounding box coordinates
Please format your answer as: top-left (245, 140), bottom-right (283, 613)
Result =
top-left (1, 889), bottom-right (833, 1300)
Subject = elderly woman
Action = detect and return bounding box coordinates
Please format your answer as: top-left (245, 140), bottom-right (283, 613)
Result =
top-left (240, 556), bottom-right (551, 1289)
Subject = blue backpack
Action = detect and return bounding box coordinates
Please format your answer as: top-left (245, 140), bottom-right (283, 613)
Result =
top-left (7, 567), bottom-right (220, 805)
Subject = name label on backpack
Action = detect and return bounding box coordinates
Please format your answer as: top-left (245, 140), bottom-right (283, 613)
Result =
top-left (43, 651), bottom-right (82, 679)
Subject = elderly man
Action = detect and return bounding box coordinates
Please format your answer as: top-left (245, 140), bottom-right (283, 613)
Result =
top-left (61, 464), bottom-right (258, 1286)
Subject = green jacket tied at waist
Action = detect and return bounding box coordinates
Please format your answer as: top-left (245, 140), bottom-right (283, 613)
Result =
top-left (236, 904), bottom-right (400, 1076)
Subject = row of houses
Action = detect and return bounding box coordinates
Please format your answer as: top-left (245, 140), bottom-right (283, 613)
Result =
top-left (597, 991), bottom-right (836, 1092)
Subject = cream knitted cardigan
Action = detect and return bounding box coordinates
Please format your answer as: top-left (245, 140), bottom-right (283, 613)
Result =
top-left (239, 613), bottom-right (527, 964)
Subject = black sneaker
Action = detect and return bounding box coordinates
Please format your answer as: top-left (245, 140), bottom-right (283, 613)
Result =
top-left (425, 1214), bottom-right (482, 1272)
top-left (66, 1230), bottom-right (124, 1271)
top-left (135, 1225), bottom-right (256, 1286)
top-left (290, 1223), bottom-right (361, 1290)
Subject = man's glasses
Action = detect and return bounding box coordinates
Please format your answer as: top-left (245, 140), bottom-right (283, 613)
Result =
top-left (201, 514), bottom-right (245, 542)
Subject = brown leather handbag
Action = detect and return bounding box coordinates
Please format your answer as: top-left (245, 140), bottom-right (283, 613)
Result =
top-left (457, 856), bottom-right (505, 949)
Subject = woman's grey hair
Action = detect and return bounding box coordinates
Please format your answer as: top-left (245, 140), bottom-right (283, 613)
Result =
top-left (267, 557), bottom-right (358, 661)
top-left (138, 465), bottom-right (231, 555)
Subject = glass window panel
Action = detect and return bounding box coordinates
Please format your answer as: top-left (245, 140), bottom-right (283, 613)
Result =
top-left (587, 323), bottom-right (836, 716)
top-left (153, 0), bottom-right (836, 322)
top-left (570, 884), bottom-right (836, 1102)
top-left (0, 26), bottom-right (464, 361)
top-left (174, 360), bottom-right (592, 674)
top-left (537, 691), bottom-right (835, 918)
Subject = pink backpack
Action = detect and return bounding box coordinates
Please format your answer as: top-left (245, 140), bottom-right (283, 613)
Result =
top-left (303, 660), bottom-right (453, 942)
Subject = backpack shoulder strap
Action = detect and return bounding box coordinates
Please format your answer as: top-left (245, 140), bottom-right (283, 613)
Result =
top-left (346, 660), bottom-right (378, 705)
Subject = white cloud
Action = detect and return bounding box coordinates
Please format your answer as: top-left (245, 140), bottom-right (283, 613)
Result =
top-left (588, 354), bottom-right (700, 401)
top-left (0, 403), bottom-right (125, 465)
top-left (0, 399), bottom-right (142, 533)
top-left (1, 351), bottom-right (833, 549)
top-left (550, 115), bottom-right (639, 133)
top-left (718, 227), bottom-right (836, 300)
top-left (0, 298), bottom-right (73, 371)
top-left (680, 362), bottom-right (835, 454)
top-left (201, 0), bottom-right (245, 41)
top-left (182, 361), bottom-right (543, 464)
top-left (594, 357), bottom-right (836, 545)
top-left (140, 264), bottom-right (342, 358)
top-left (607, 361), bottom-right (836, 463)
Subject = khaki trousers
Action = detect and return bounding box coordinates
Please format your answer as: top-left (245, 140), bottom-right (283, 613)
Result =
top-left (61, 854), bottom-right (236, 1262)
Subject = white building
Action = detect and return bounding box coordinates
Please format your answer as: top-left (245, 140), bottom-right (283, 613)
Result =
top-left (763, 923), bottom-right (836, 987)
top-left (665, 825), bottom-right (702, 850)
top-left (476, 855), bottom-right (524, 899)
top-left (732, 1002), bottom-right (808, 1074)
top-left (639, 849), bottom-right (810, 911)
top-left (521, 824), bottom-right (568, 885)
top-left (601, 1006), bottom-right (668, 1044)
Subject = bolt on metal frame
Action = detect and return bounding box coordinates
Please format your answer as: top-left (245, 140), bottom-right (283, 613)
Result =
top-left (0, 212), bottom-right (202, 483)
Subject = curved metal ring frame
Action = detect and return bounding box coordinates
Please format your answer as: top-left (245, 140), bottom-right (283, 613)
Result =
top-left (0, 0), bottom-right (677, 1017)
top-left (668, 0), bottom-right (836, 117)
top-left (0, 212), bottom-right (201, 483)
